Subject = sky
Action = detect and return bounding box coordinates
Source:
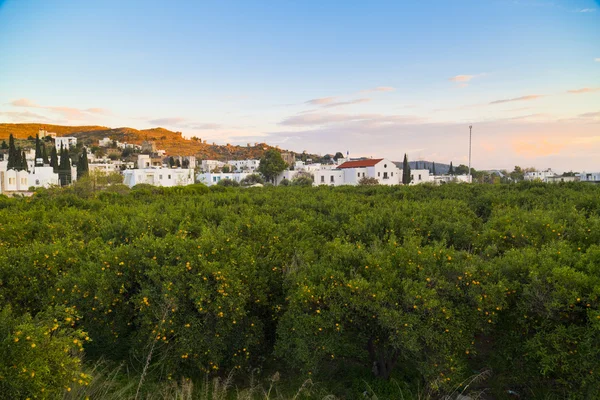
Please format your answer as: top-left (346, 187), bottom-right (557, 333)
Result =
top-left (0, 0), bottom-right (599, 172)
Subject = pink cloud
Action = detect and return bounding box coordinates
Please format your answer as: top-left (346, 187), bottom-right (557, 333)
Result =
top-left (512, 139), bottom-right (565, 157)
top-left (449, 75), bottom-right (474, 82)
top-left (567, 87), bottom-right (600, 94)
top-left (489, 95), bottom-right (544, 105)
top-left (305, 97), bottom-right (337, 105)
top-left (361, 86), bottom-right (395, 93)
top-left (9, 98), bottom-right (39, 107)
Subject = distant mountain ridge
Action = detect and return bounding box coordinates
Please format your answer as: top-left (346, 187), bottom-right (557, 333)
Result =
top-left (0, 123), bottom-right (309, 161)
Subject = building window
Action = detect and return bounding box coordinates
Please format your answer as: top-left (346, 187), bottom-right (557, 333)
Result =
top-left (168, 175), bottom-right (172, 179)
top-left (418, 174), bottom-right (422, 180)
top-left (36, 179), bottom-right (40, 185)
top-left (383, 172), bottom-right (388, 179)
top-left (384, 164), bottom-right (387, 168)
top-left (213, 177), bottom-right (217, 182)
top-left (391, 172), bottom-right (393, 177)
top-left (159, 175), bottom-right (163, 179)
top-left (9, 178), bottom-right (15, 185)
top-left (321, 176), bottom-right (325, 183)
top-left (357, 172), bottom-right (360, 178)
top-left (330, 176), bottom-right (334, 183)
top-left (363, 172), bottom-right (365, 177)
top-left (378, 172), bottom-right (380, 177)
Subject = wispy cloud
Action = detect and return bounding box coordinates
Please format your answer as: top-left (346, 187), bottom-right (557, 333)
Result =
top-left (579, 111), bottom-right (600, 119)
top-left (149, 117), bottom-right (187, 126)
top-left (9, 98), bottom-right (40, 107)
top-left (305, 97), bottom-right (337, 105)
top-left (489, 95), bottom-right (544, 105)
top-left (189, 123), bottom-right (222, 130)
top-left (360, 86), bottom-right (395, 93)
top-left (280, 112), bottom-right (421, 127)
top-left (0, 110), bottom-right (53, 121)
top-left (567, 87), bottom-right (600, 94)
top-left (322, 98), bottom-right (371, 109)
top-left (449, 75), bottom-right (475, 82)
top-left (448, 73), bottom-right (486, 87)
top-left (577, 8), bottom-right (596, 12)
top-left (595, 58), bottom-right (600, 62)
top-left (148, 117), bottom-right (223, 130)
top-left (9, 97), bottom-right (109, 119)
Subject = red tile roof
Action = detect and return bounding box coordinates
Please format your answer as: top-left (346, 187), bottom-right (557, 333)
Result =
top-left (337, 158), bottom-right (384, 169)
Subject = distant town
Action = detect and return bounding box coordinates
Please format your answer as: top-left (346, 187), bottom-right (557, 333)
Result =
top-left (0, 127), bottom-right (598, 195)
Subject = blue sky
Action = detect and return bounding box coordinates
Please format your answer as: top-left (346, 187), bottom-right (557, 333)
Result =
top-left (0, 0), bottom-right (599, 171)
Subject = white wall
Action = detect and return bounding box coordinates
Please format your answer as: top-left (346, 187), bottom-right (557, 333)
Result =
top-left (196, 172), bottom-right (251, 186)
top-left (123, 168), bottom-right (195, 188)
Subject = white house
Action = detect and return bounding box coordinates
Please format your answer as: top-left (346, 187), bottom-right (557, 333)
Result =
top-left (578, 172), bottom-right (600, 183)
top-left (432, 174), bottom-right (471, 184)
top-left (89, 163), bottom-right (121, 174)
top-left (29, 166), bottom-right (59, 188)
top-left (314, 168), bottom-right (345, 186)
top-left (337, 158), bottom-right (400, 185)
top-left (229, 159), bottom-right (260, 172)
top-left (196, 172), bottom-right (252, 186)
top-left (200, 160), bottom-right (226, 172)
top-left (123, 168), bottom-right (194, 188)
top-left (403, 169), bottom-right (432, 185)
top-left (0, 161), bottom-right (59, 193)
top-left (55, 137), bottom-right (77, 149)
top-left (98, 137), bottom-right (113, 147)
top-left (525, 169), bottom-right (556, 181)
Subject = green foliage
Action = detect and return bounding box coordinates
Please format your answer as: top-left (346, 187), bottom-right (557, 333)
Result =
top-left (359, 176), bottom-right (379, 185)
top-left (217, 178), bottom-right (240, 187)
top-left (258, 149), bottom-right (287, 183)
top-left (0, 306), bottom-right (89, 399)
top-left (291, 173), bottom-right (313, 186)
top-left (240, 173), bottom-right (264, 187)
top-left (0, 183), bottom-right (599, 398)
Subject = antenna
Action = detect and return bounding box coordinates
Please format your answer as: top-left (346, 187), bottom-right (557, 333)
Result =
top-left (468, 125), bottom-right (472, 183)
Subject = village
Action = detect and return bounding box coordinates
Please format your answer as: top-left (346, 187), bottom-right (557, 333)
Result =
top-left (1, 128), bottom-right (599, 195)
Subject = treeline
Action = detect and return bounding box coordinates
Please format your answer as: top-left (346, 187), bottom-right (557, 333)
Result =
top-left (0, 182), bottom-right (599, 399)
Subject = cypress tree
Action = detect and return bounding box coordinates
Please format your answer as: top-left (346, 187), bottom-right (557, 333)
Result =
top-left (432, 162), bottom-right (436, 175)
top-left (1, 140), bottom-right (7, 150)
top-left (449, 162), bottom-right (454, 175)
top-left (402, 153), bottom-right (412, 185)
top-left (58, 145), bottom-right (72, 186)
top-left (21, 151), bottom-right (28, 172)
top-left (77, 148), bottom-right (89, 178)
top-left (50, 146), bottom-right (59, 172)
top-left (34, 134), bottom-right (42, 164)
top-left (42, 144), bottom-right (49, 165)
top-left (7, 134), bottom-right (16, 170)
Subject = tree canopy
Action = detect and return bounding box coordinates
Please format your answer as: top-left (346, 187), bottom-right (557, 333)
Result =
top-left (257, 149), bottom-right (288, 183)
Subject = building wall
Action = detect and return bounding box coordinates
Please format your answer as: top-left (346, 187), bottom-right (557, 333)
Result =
top-left (578, 172), bottom-right (600, 183)
top-left (196, 172), bottom-right (251, 186)
top-left (123, 168), bottom-right (195, 188)
top-left (55, 137), bottom-right (77, 149)
top-left (315, 169), bottom-right (345, 186)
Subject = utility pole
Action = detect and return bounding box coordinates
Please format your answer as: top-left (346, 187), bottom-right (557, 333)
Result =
top-left (468, 125), bottom-right (472, 183)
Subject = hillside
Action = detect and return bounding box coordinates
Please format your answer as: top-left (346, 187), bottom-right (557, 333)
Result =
top-left (0, 123), bottom-right (306, 160)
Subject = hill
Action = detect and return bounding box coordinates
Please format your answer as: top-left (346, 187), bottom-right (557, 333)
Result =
top-left (0, 123), bottom-right (305, 160)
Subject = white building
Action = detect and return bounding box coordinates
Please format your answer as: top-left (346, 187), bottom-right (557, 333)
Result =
top-left (578, 172), bottom-right (600, 183)
top-left (314, 168), bottom-right (345, 186)
top-left (89, 163), bottom-right (122, 174)
top-left (433, 174), bottom-right (471, 184)
top-left (99, 137), bottom-right (113, 147)
top-left (197, 172), bottom-right (252, 186)
top-left (29, 166), bottom-right (59, 188)
top-left (0, 161), bottom-right (59, 193)
top-left (123, 168), bottom-right (194, 188)
top-left (524, 169), bottom-right (556, 181)
top-left (229, 159), bottom-right (260, 172)
top-left (200, 160), bottom-right (226, 172)
top-left (55, 137), bottom-right (77, 149)
top-left (405, 169), bottom-right (432, 185)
